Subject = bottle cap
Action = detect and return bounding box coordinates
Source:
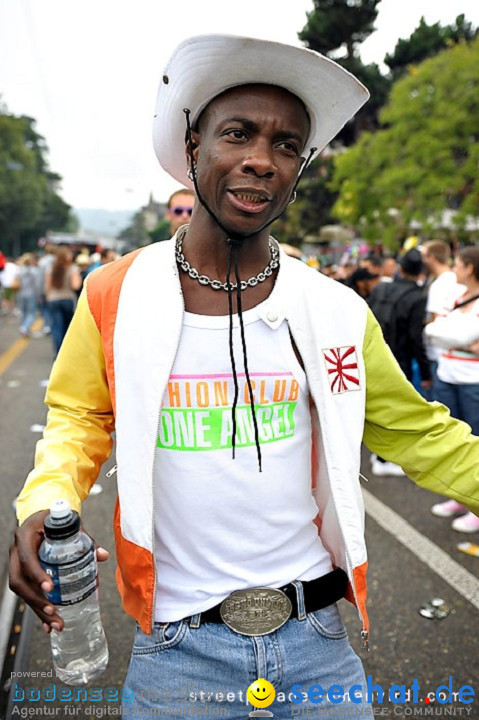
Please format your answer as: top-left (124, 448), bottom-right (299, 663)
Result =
top-left (50, 500), bottom-right (72, 521)
top-left (43, 500), bottom-right (81, 539)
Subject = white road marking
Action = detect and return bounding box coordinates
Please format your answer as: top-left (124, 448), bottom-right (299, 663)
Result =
top-left (362, 488), bottom-right (479, 611)
top-left (30, 424), bottom-right (45, 432)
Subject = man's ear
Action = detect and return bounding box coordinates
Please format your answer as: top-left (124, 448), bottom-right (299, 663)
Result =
top-left (185, 130), bottom-right (200, 167)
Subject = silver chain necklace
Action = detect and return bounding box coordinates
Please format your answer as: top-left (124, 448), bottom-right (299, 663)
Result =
top-left (175, 227), bottom-right (280, 292)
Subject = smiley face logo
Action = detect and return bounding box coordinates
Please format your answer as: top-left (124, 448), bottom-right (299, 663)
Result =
top-left (246, 678), bottom-right (275, 708)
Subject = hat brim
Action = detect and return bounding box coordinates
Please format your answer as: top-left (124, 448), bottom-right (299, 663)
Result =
top-left (153, 34), bottom-right (370, 188)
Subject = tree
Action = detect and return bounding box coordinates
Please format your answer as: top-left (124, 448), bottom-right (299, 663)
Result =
top-left (148, 218), bottom-right (171, 243)
top-left (293, 0), bottom-right (389, 240)
top-left (0, 108), bottom-right (72, 255)
top-left (385, 14), bottom-right (478, 81)
top-left (299, 0), bottom-right (380, 60)
top-left (272, 154), bottom-right (338, 244)
top-left (330, 39), bottom-right (479, 248)
top-left (117, 210), bottom-right (152, 246)
top-left (299, 0), bottom-right (389, 138)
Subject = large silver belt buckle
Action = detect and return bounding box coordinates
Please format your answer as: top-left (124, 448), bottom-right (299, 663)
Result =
top-left (220, 587), bottom-right (292, 636)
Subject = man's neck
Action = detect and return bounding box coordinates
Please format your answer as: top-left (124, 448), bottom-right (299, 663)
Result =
top-left (175, 211), bottom-right (279, 316)
top-left (434, 264), bottom-right (452, 279)
top-left (180, 212), bottom-right (273, 280)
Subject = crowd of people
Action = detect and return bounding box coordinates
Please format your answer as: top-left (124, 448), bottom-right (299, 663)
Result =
top-left (0, 189), bottom-right (197, 353)
top-left (312, 239), bottom-right (479, 534)
top-left (0, 244), bottom-right (119, 353)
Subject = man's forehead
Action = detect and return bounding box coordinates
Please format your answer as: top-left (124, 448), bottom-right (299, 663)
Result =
top-left (197, 83), bottom-right (309, 127)
top-left (171, 192), bottom-right (194, 204)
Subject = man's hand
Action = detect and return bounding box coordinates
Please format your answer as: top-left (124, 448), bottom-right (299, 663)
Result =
top-left (9, 510), bottom-right (109, 633)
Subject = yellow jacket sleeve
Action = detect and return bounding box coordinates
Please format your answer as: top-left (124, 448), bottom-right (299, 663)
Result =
top-left (16, 286), bottom-right (115, 525)
top-left (363, 309), bottom-right (479, 515)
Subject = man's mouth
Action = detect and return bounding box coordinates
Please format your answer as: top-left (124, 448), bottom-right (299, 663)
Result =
top-left (228, 190), bottom-right (271, 214)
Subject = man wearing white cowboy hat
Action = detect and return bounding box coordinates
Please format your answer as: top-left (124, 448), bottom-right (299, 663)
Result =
top-left (9, 34), bottom-right (479, 718)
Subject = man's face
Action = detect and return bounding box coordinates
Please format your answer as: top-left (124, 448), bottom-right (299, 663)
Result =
top-left (166, 192), bottom-right (195, 235)
top-left (190, 84), bottom-right (310, 236)
top-left (382, 258), bottom-right (397, 278)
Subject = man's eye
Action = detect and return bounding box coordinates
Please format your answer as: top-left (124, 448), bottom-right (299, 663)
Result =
top-left (225, 129), bottom-right (247, 140)
top-left (278, 141), bottom-right (299, 154)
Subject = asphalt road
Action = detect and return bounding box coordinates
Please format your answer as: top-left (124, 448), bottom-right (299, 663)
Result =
top-left (0, 309), bottom-right (478, 719)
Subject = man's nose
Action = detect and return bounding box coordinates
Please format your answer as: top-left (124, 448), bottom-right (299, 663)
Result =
top-left (241, 140), bottom-right (276, 177)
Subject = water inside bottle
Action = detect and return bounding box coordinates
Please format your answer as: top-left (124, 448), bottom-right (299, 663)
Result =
top-left (50, 597), bottom-right (108, 685)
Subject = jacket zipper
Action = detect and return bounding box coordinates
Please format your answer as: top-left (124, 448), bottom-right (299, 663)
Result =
top-left (326, 459), bottom-right (369, 652)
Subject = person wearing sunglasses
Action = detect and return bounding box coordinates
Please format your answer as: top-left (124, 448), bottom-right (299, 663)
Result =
top-left (165, 187), bottom-right (195, 236)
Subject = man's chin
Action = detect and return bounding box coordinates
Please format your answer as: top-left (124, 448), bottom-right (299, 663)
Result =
top-left (219, 210), bottom-right (285, 241)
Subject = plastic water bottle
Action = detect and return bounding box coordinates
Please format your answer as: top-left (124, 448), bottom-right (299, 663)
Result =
top-left (39, 500), bottom-right (109, 685)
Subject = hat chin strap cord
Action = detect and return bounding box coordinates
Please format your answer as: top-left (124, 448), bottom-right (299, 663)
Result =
top-left (183, 108), bottom-right (316, 472)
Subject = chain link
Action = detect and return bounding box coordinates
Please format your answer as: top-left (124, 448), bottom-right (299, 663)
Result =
top-left (175, 227), bottom-right (280, 292)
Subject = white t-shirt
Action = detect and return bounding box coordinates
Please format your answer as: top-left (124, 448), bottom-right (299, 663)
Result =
top-left (153, 300), bottom-right (332, 622)
top-left (437, 297), bottom-right (479, 384)
top-left (425, 271), bottom-right (460, 361)
top-left (0, 261), bottom-right (20, 289)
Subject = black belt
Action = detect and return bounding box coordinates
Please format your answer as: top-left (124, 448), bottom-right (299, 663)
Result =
top-left (196, 568), bottom-right (349, 625)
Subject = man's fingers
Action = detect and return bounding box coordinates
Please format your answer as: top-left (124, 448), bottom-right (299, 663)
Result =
top-left (96, 546), bottom-right (110, 562)
top-left (9, 547), bottom-right (63, 627)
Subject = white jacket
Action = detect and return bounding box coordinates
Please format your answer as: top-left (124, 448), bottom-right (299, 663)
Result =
top-left (18, 239), bottom-right (479, 643)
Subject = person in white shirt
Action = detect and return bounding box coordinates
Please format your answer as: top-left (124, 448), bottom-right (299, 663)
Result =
top-left (422, 240), bottom-right (460, 399)
top-left (0, 259), bottom-right (20, 315)
top-left (428, 246), bottom-right (479, 532)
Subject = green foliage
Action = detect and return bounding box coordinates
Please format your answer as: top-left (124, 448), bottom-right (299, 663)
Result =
top-left (385, 14), bottom-right (478, 80)
top-left (117, 210), bottom-right (152, 245)
top-left (0, 109), bottom-right (71, 255)
top-left (298, 0), bottom-right (388, 142)
top-left (273, 156), bottom-right (338, 243)
top-left (330, 39), bottom-right (479, 248)
top-left (299, 0), bottom-right (380, 59)
top-left (148, 219), bottom-right (171, 243)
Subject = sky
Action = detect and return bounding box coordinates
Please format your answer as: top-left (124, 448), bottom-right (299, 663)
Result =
top-left (1, 0), bottom-right (479, 213)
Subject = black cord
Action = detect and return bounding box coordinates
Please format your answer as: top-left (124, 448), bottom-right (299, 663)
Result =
top-left (226, 243), bottom-right (239, 459)
top-left (182, 107), bottom-right (317, 471)
top-left (234, 248), bottom-right (262, 472)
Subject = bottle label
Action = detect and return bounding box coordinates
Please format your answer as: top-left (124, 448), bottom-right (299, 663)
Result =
top-left (40, 547), bottom-right (97, 605)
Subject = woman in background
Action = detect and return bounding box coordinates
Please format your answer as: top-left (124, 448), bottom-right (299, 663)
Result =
top-left (45, 247), bottom-right (82, 355)
top-left (430, 246), bottom-right (479, 533)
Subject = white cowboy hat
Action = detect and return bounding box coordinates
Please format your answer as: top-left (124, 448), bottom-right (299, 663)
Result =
top-left (152, 34), bottom-right (369, 188)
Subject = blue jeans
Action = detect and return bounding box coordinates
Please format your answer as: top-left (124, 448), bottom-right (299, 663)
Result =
top-left (122, 586), bottom-right (373, 719)
top-left (19, 295), bottom-right (36, 333)
top-left (435, 377), bottom-right (479, 435)
top-left (49, 298), bottom-right (75, 354)
top-left (40, 294), bottom-right (52, 330)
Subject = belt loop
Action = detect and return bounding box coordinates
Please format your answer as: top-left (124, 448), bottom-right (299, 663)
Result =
top-left (291, 580), bottom-right (307, 621)
top-left (189, 613), bottom-right (201, 629)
